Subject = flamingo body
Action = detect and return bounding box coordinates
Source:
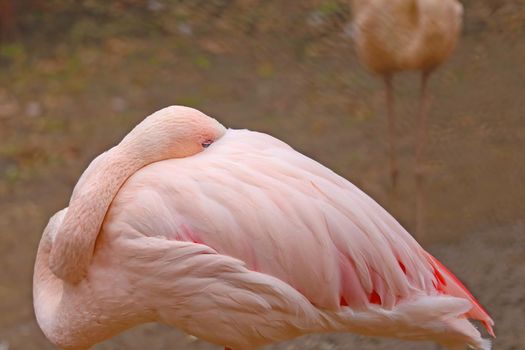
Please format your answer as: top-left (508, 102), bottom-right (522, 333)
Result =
top-left (34, 107), bottom-right (493, 350)
top-left (352, 0), bottom-right (463, 75)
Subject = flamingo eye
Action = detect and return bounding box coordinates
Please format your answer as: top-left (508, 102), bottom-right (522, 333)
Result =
top-left (201, 139), bottom-right (213, 148)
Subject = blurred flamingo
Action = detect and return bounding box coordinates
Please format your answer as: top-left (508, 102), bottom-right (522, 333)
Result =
top-left (350, 0), bottom-right (463, 237)
top-left (34, 106), bottom-right (493, 350)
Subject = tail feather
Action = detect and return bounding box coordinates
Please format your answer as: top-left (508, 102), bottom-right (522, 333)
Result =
top-left (340, 295), bottom-right (491, 350)
top-left (425, 253), bottom-right (495, 337)
top-left (438, 317), bottom-right (492, 350)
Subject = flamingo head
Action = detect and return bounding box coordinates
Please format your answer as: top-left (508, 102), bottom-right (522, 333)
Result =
top-left (120, 105), bottom-right (227, 161)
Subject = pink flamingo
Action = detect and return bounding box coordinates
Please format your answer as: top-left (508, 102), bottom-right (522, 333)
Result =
top-left (34, 106), bottom-right (494, 350)
top-left (350, 0), bottom-right (463, 237)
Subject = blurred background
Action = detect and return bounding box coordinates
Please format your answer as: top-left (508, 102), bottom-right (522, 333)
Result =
top-left (0, 0), bottom-right (524, 349)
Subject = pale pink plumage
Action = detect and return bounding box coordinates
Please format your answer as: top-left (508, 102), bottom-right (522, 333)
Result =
top-left (33, 106), bottom-right (494, 350)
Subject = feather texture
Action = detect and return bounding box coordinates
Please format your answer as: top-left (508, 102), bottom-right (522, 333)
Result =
top-left (34, 107), bottom-right (494, 350)
top-left (99, 129), bottom-right (493, 349)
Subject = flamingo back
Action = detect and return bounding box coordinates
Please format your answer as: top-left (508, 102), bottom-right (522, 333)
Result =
top-left (103, 129), bottom-right (493, 342)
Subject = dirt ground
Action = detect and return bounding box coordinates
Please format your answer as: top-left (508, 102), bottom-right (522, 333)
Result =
top-left (0, 1), bottom-right (524, 349)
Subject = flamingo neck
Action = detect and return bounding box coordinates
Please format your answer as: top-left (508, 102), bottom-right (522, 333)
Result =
top-left (34, 225), bottom-right (150, 349)
top-left (49, 140), bottom-right (150, 283)
top-left (33, 240), bottom-right (103, 348)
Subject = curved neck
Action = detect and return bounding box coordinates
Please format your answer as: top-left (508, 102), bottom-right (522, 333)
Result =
top-left (47, 106), bottom-right (226, 284)
top-left (33, 240), bottom-right (119, 348)
top-left (34, 228), bottom-right (151, 349)
top-left (49, 142), bottom-right (148, 283)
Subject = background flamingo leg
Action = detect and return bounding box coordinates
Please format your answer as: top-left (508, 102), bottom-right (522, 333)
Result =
top-left (415, 70), bottom-right (431, 240)
top-left (384, 74), bottom-right (398, 190)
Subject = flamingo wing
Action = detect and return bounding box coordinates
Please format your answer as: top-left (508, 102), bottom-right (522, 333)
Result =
top-left (109, 234), bottom-right (330, 349)
top-left (102, 129), bottom-right (493, 345)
